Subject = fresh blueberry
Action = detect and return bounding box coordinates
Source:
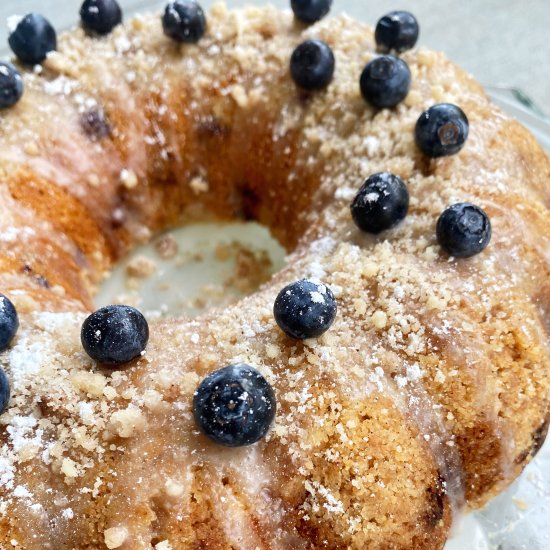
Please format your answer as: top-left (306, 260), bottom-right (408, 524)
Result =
top-left (291, 0), bottom-right (332, 24)
top-left (81, 305), bottom-right (149, 366)
top-left (0, 368), bottom-right (10, 414)
top-left (80, 0), bottom-right (122, 36)
top-left (375, 10), bottom-right (419, 53)
top-left (0, 62), bottom-right (23, 109)
top-left (193, 364), bottom-right (276, 447)
top-left (360, 55), bottom-right (411, 108)
top-left (8, 13), bottom-right (57, 65)
top-left (0, 294), bottom-right (19, 351)
top-left (415, 103), bottom-right (469, 158)
top-left (436, 203), bottom-right (491, 258)
top-left (351, 172), bottom-right (409, 234)
top-left (162, 0), bottom-right (206, 44)
top-left (274, 279), bottom-right (337, 339)
top-left (80, 108), bottom-right (111, 140)
top-left (290, 39), bottom-right (335, 90)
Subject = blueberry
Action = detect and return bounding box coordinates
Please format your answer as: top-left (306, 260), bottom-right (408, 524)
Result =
top-left (80, 0), bottom-right (122, 36)
top-left (0, 62), bottom-right (23, 109)
top-left (193, 364), bottom-right (276, 447)
top-left (375, 10), bottom-right (419, 53)
top-left (360, 55), bottom-right (411, 108)
top-left (436, 203), bottom-right (491, 258)
top-left (351, 172), bottom-right (409, 234)
top-left (291, 0), bottom-right (332, 24)
top-left (415, 103), bottom-right (469, 158)
top-left (8, 14), bottom-right (57, 65)
top-left (290, 39), bottom-right (335, 90)
top-left (274, 279), bottom-right (337, 339)
top-left (81, 305), bottom-right (149, 366)
top-left (0, 294), bottom-right (19, 351)
top-left (0, 369), bottom-right (10, 414)
top-left (80, 108), bottom-right (111, 140)
top-left (162, 0), bottom-right (206, 44)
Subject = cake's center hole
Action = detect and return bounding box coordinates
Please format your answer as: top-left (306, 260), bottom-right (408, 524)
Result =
top-left (95, 222), bottom-right (286, 318)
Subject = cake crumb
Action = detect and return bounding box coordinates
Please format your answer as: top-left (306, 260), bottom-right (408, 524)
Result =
top-left (266, 343), bottom-right (280, 359)
top-left (230, 84), bottom-right (249, 107)
top-left (165, 479), bottom-right (185, 498)
top-left (87, 174), bottom-right (100, 187)
top-left (371, 310), bottom-right (388, 329)
top-left (215, 243), bottom-right (231, 261)
top-left (512, 496), bottom-right (529, 511)
top-left (155, 234), bottom-right (179, 259)
top-left (104, 527), bottom-right (128, 549)
top-left (109, 407), bottom-right (146, 438)
top-left (61, 457), bottom-right (79, 479)
top-left (71, 371), bottom-right (107, 398)
top-left (23, 142), bottom-right (39, 156)
top-left (426, 295), bottom-right (445, 311)
top-left (126, 255), bottom-right (157, 278)
top-left (120, 169), bottom-right (138, 189)
top-left (189, 175), bottom-right (209, 194)
top-left (103, 386), bottom-right (118, 400)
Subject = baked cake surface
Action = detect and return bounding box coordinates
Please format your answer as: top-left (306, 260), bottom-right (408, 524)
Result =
top-left (0, 3), bottom-right (548, 548)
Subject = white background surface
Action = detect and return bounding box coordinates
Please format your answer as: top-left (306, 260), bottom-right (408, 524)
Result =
top-left (0, 0), bottom-right (548, 114)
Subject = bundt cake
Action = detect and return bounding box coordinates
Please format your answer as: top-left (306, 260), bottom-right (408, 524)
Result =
top-left (0, 1), bottom-right (548, 548)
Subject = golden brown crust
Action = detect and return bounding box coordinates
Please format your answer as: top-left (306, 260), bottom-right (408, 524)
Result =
top-left (0, 3), bottom-right (547, 549)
